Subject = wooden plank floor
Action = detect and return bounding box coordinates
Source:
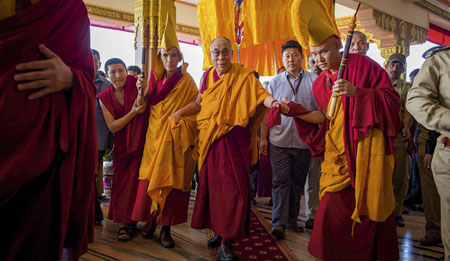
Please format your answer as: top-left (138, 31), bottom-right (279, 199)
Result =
top-left (82, 192), bottom-right (444, 260)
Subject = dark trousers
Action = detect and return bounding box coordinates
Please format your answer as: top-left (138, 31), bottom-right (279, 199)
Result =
top-left (95, 150), bottom-right (105, 222)
top-left (270, 144), bottom-right (311, 227)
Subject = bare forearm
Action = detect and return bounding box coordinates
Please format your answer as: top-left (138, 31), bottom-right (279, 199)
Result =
top-left (176, 101), bottom-right (201, 117)
top-left (261, 111), bottom-right (269, 139)
top-left (108, 110), bottom-right (137, 133)
top-left (296, 111), bottom-right (325, 124)
top-left (404, 110), bottom-right (413, 130)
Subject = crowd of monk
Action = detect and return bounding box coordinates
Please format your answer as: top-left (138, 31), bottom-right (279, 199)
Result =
top-left (1, 1), bottom-right (450, 261)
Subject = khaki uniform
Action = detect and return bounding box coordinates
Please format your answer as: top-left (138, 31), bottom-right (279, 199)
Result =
top-left (417, 128), bottom-right (441, 238)
top-left (406, 47), bottom-right (450, 261)
top-left (392, 79), bottom-right (412, 217)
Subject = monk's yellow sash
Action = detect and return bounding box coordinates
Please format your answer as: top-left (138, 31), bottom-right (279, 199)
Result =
top-left (138, 73), bottom-right (199, 217)
top-left (197, 63), bottom-right (270, 170)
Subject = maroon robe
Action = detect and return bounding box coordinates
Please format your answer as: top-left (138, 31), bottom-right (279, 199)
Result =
top-left (191, 69), bottom-right (252, 240)
top-left (306, 54), bottom-right (400, 260)
top-left (0, 0), bottom-right (97, 259)
top-left (98, 75), bottom-right (149, 224)
top-left (131, 68), bottom-right (191, 226)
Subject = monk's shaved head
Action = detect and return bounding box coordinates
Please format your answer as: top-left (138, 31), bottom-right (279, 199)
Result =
top-left (310, 36), bottom-right (342, 72)
top-left (210, 37), bottom-right (232, 51)
top-left (350, 31), bottom-right (369, 55)
top-left (354, 31), bottom-right (367, 42)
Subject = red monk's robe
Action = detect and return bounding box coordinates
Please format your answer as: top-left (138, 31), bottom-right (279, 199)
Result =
top-left (98, 75), bottom-right (149, 224)
top-left (307, 54), bottom-right (401, 260)
top-left (0, 0), bottom-right (97, 259)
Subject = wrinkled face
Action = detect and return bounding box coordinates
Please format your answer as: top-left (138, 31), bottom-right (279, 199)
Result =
top-left (307, 55), bottom-right (322, 76)
top-left (310, 37), bottom-right (341, 72)
top-left (386, 61), bottom-right (404, 81)
top-left (128, 70), bottom-right (139, 76)
top-left (160, 47), bottom-right (180, 74)
top-left (107, 63), bottom-right (127, 88)
top-left (350, 33), bottom-right (369, 55)
top-left (210, 38), bottom-right (233, 75)
top-left (92, 53), bottom-right (101, 77)
top-left (282, 48), bottom-right (303, 76)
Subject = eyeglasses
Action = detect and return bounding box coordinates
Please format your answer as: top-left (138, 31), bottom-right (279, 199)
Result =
top-left (211, 49), bottom-right (231, 58)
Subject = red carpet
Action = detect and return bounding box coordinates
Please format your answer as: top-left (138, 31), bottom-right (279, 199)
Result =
top-left (207, 207), bottom-right (295, 260)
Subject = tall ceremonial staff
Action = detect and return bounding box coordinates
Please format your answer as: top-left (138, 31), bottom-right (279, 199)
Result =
top-left (135, 0), bottom-right (175, 106)
top-left (234, 0), bottom-right (244, 63)
top-left (328, 2), bottom-right (361, 117)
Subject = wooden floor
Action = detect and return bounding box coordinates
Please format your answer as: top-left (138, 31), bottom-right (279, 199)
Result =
top-left (81, 192), bottom-right (444, 261)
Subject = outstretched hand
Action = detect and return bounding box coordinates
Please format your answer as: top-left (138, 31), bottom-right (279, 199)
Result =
top-left (15, 44), bottom-right (74, 100)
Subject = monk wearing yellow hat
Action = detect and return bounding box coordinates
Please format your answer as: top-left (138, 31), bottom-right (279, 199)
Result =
top-left (286, 0), bottom-right (401, 259)
top-left (132, 14), bottom-right (199, 248)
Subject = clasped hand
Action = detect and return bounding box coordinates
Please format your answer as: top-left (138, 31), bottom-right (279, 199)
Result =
top-left (332, 79), bottom-right (356, 97)
top-left (15, 44), bottom-right (73, 100)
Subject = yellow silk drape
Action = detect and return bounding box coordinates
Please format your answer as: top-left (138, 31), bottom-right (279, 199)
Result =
top-left (139, 73), bottom-right (199, 217)
top-left (0, 0), bottom-right (15, 21)
top-left (196, 63), bottom-right (270, 170)
top-left (197, 0), bottom-right (308, 76)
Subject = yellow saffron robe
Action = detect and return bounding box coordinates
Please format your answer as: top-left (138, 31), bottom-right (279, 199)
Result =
top-left (138, 73), bottom-right (199, 217)
top-left (320, 97), bottom-right (395, 225)
top-left (196, 63), bottom-right (271, 171)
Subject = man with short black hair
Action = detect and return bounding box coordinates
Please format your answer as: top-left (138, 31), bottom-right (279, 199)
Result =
top-left (307, 54), bottom-right (322, 76)
top-left (98, 58), bottom-right (148, 242)
top-left (385, 53), bottom-right (414, 227)
top-left (127, 65), bottom-right (141, 76)
top-left (261, 40), bottom-right (318, 239)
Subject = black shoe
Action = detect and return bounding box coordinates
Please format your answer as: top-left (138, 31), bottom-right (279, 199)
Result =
top-left (159, 227), bottom-right (175, 248)
top-left (271, 225), bottom-right (285, 239)
top-left (286, 223), bottom-right (304, 233)
top-left (305, 218), bottom-right (314, 230)
top-left (396, 216), bottom-right (405, 227)
top-left (267, 198), bottom-right (272, 206)
top-left (141, 220), bottom-right (156, 238)
top-left (251, 198), bottom-right (257, 205)
top-left (207, 235), bottom-right (222, 248)
top-left (216, 242), bottom-right (237, 261)
top-left (419, 235), bottom-right (442, 246)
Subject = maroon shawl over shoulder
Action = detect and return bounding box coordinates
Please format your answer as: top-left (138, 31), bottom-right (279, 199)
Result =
top-left (147, 68), bottom-right (183, 105)
top-left (0, 0), bottom-right (97, 259)
top-left (312, 53), bottom-right (400, 187)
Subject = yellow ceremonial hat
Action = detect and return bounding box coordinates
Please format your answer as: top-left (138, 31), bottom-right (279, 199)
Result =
top-left (154, 13), bottom-right (187, 79)
top-left (291, 0), bottom-right (340, 48)
top-left (159, 13), bottom-right (180, 52)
